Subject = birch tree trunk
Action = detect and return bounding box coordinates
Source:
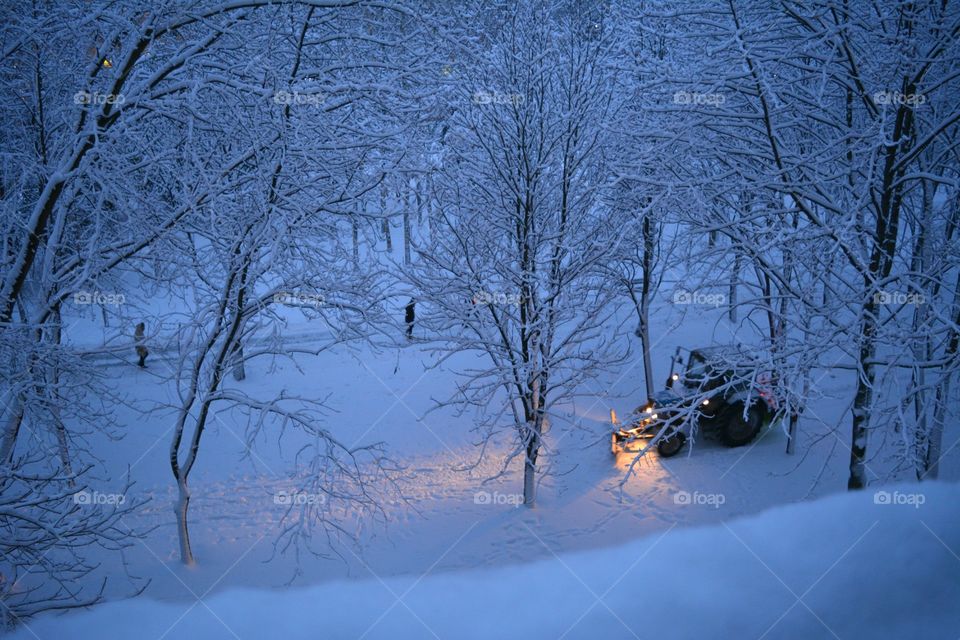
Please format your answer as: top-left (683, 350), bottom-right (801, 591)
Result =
top-left (848, 305), bottom-right (877, 489)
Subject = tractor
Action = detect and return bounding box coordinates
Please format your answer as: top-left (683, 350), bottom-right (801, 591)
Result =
top-left (611, 346), bottom-right (777, 457)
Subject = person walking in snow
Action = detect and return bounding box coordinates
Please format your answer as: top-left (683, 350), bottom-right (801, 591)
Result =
top-left (405, 298), bottom-right (416, 340)
top-left (134, 321), bottom-right (149, 368)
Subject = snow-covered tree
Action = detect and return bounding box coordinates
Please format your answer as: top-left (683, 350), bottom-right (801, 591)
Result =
top-left (410, 1), bottom-right (626, 506)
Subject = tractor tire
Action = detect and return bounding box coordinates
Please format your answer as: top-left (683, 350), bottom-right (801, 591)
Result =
top-left (656, 431), bottom-right (687, 457)
top-left (721, 403), bottom-right (763, 447)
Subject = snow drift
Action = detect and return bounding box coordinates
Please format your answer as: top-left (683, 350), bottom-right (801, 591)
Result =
top-left (10, 482), bottom-right (959, 640)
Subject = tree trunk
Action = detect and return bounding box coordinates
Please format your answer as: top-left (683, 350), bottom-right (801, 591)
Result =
top-left (49, 305), bottom-right (74, 483)
top-left (848, 309), bottom-right (877, 489)
top-left (523, 450), bottom-right (537, 506)
top-left (425, 174), bottom-right (436, 244)
top-left (523, 420), bottom-right (539, 507)
top-left (785, 413), bottom-right (799, 455)
top-left (231, 342), bottom-right (245, 381)
top-left (639, 314), bottom-right (654, 400)
top-left (729, 249), bottom-right (740, 323)
top-left (0, 397), bottom-right (24, 463)
top-left (523, 373), bottom-right (543, 507)
top-left (403, 181), bottom-right (412, 265)
top-left (174, 478), bottom-right (196, 565)
top-left (923, 377), bottom-right (949, 480)
top-left (729, 193), bottom-right (750, 323)
top-left (639, 210), bottom-right (655, 398)
top-left (381, 182), bottom-right (392, 252)
top-left (907, 177), bottom-right (934, 441)
top-left (923, 273), bottom-right (960, 479)
top-left (351, 217), bottom-right (359, 268)
top-left (415, 176), bottom-right (423, 226)
top-left (786, 372), bottom-right (809, 455)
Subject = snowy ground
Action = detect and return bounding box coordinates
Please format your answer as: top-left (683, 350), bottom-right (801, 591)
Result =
top-left (38, 295), bottom-right (959, 620)
top-left (11, 481), bottom-right (960, 639)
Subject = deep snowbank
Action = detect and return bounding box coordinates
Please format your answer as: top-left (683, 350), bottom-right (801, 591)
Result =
top-left (10, 482), bottom-right (959, 640)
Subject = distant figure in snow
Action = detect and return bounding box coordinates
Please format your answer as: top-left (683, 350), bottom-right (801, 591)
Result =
top-left (134, 322), bottom-right (148, 368)
top-left (405, 298), bottom-right (416, 340)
